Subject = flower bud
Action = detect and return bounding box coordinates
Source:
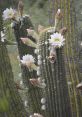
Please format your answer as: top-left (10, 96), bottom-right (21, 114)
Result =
top-left (55, 9), bottom-right (63, 20)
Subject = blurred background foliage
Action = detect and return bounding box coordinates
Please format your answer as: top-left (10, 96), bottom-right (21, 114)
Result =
top-left (24, 0), bottom-right (49, 27)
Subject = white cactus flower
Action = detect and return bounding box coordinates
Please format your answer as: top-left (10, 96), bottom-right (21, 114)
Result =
top-left (21, 54), bottom-right (35, 65)
top-left (41, 105), bottom-right (46, 110)
top-left (41, 98), bottom-right (46, 104)
top-left (49, 32), bottom-right (65, 48)
top-left (3, 8), bottom-right (17, 20)
top-left (21, 54), bottom-right (38, 71)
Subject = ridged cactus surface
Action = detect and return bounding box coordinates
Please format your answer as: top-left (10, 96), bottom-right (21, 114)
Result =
top-left (0, 18), bottom-right (27, 117)
top-left (13, 16), bottom-right (45, 115)
top-left (38, 30), bottom-right (71, 117)
top-left (61, 0), bottom-right (82, 116)
top-left (0, 43), bottom-right (27, 117)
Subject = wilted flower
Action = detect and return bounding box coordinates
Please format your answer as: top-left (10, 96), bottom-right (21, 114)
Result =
top-left (48, 47), bottom-right (56, 63)
top-left (29, 78), bottom-right (46, 89)
top-left (49, 32), bottom-right (65, 48)
top-left (15, 82), bottom-right (23, 90)
top-left (3, 8), bottom-right (17, 20)
top-left (29, 79), bottom-right (39, 86)
top-left (41, 98), bottom-right (46, 104)
top-left (41, 105), bottom-right (46, 110)
top-left (21, 37), bottom-right (28, 44)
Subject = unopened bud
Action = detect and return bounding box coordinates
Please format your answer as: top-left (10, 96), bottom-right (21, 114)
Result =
top-left (55, 9), bottom-right (63, 20)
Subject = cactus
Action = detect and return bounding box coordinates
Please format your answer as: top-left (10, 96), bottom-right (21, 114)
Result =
top-left (61, 0), bottom-right (82, 116)
top-left (37, 29), bottom-right (71, 117)
top-left (0, 10), bottom-right (27, 116)
top-left (2, 0), bottom-right (82, 117)
top-left (13, 15), bottom-right (45, 115)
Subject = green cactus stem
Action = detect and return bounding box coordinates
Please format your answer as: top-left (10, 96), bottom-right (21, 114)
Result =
top-left (0, 11), bottom-right (27, 117)
top-left (13, 16), bottom-right (45, 116)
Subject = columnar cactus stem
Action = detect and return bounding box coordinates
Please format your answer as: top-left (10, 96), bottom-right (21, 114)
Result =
top-left (61, 0), bottom-right (82, 116)
top-left (0, 10), bottom-right (27, 116)
top-left (38, 29), bottom-right (71, 117)
top-left (13, 16), bottom-right (45, 116)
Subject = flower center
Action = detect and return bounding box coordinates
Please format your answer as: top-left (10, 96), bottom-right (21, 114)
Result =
top-left (54, 38), bottom-right (60, 42)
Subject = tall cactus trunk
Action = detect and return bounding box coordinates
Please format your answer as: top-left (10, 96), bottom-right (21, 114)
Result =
top-left (61, 0), bottom-right (82, 116)
top-left (37, 0), bottom-right (82, 117)
top-left (0, 10), bottom-right (27, 117)
top-left (38, 30), bottom-right (71, 117)
top-left (0, 43), bottom-right (27, 117)
top-left (13, 17), bottom-right (45, 115)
